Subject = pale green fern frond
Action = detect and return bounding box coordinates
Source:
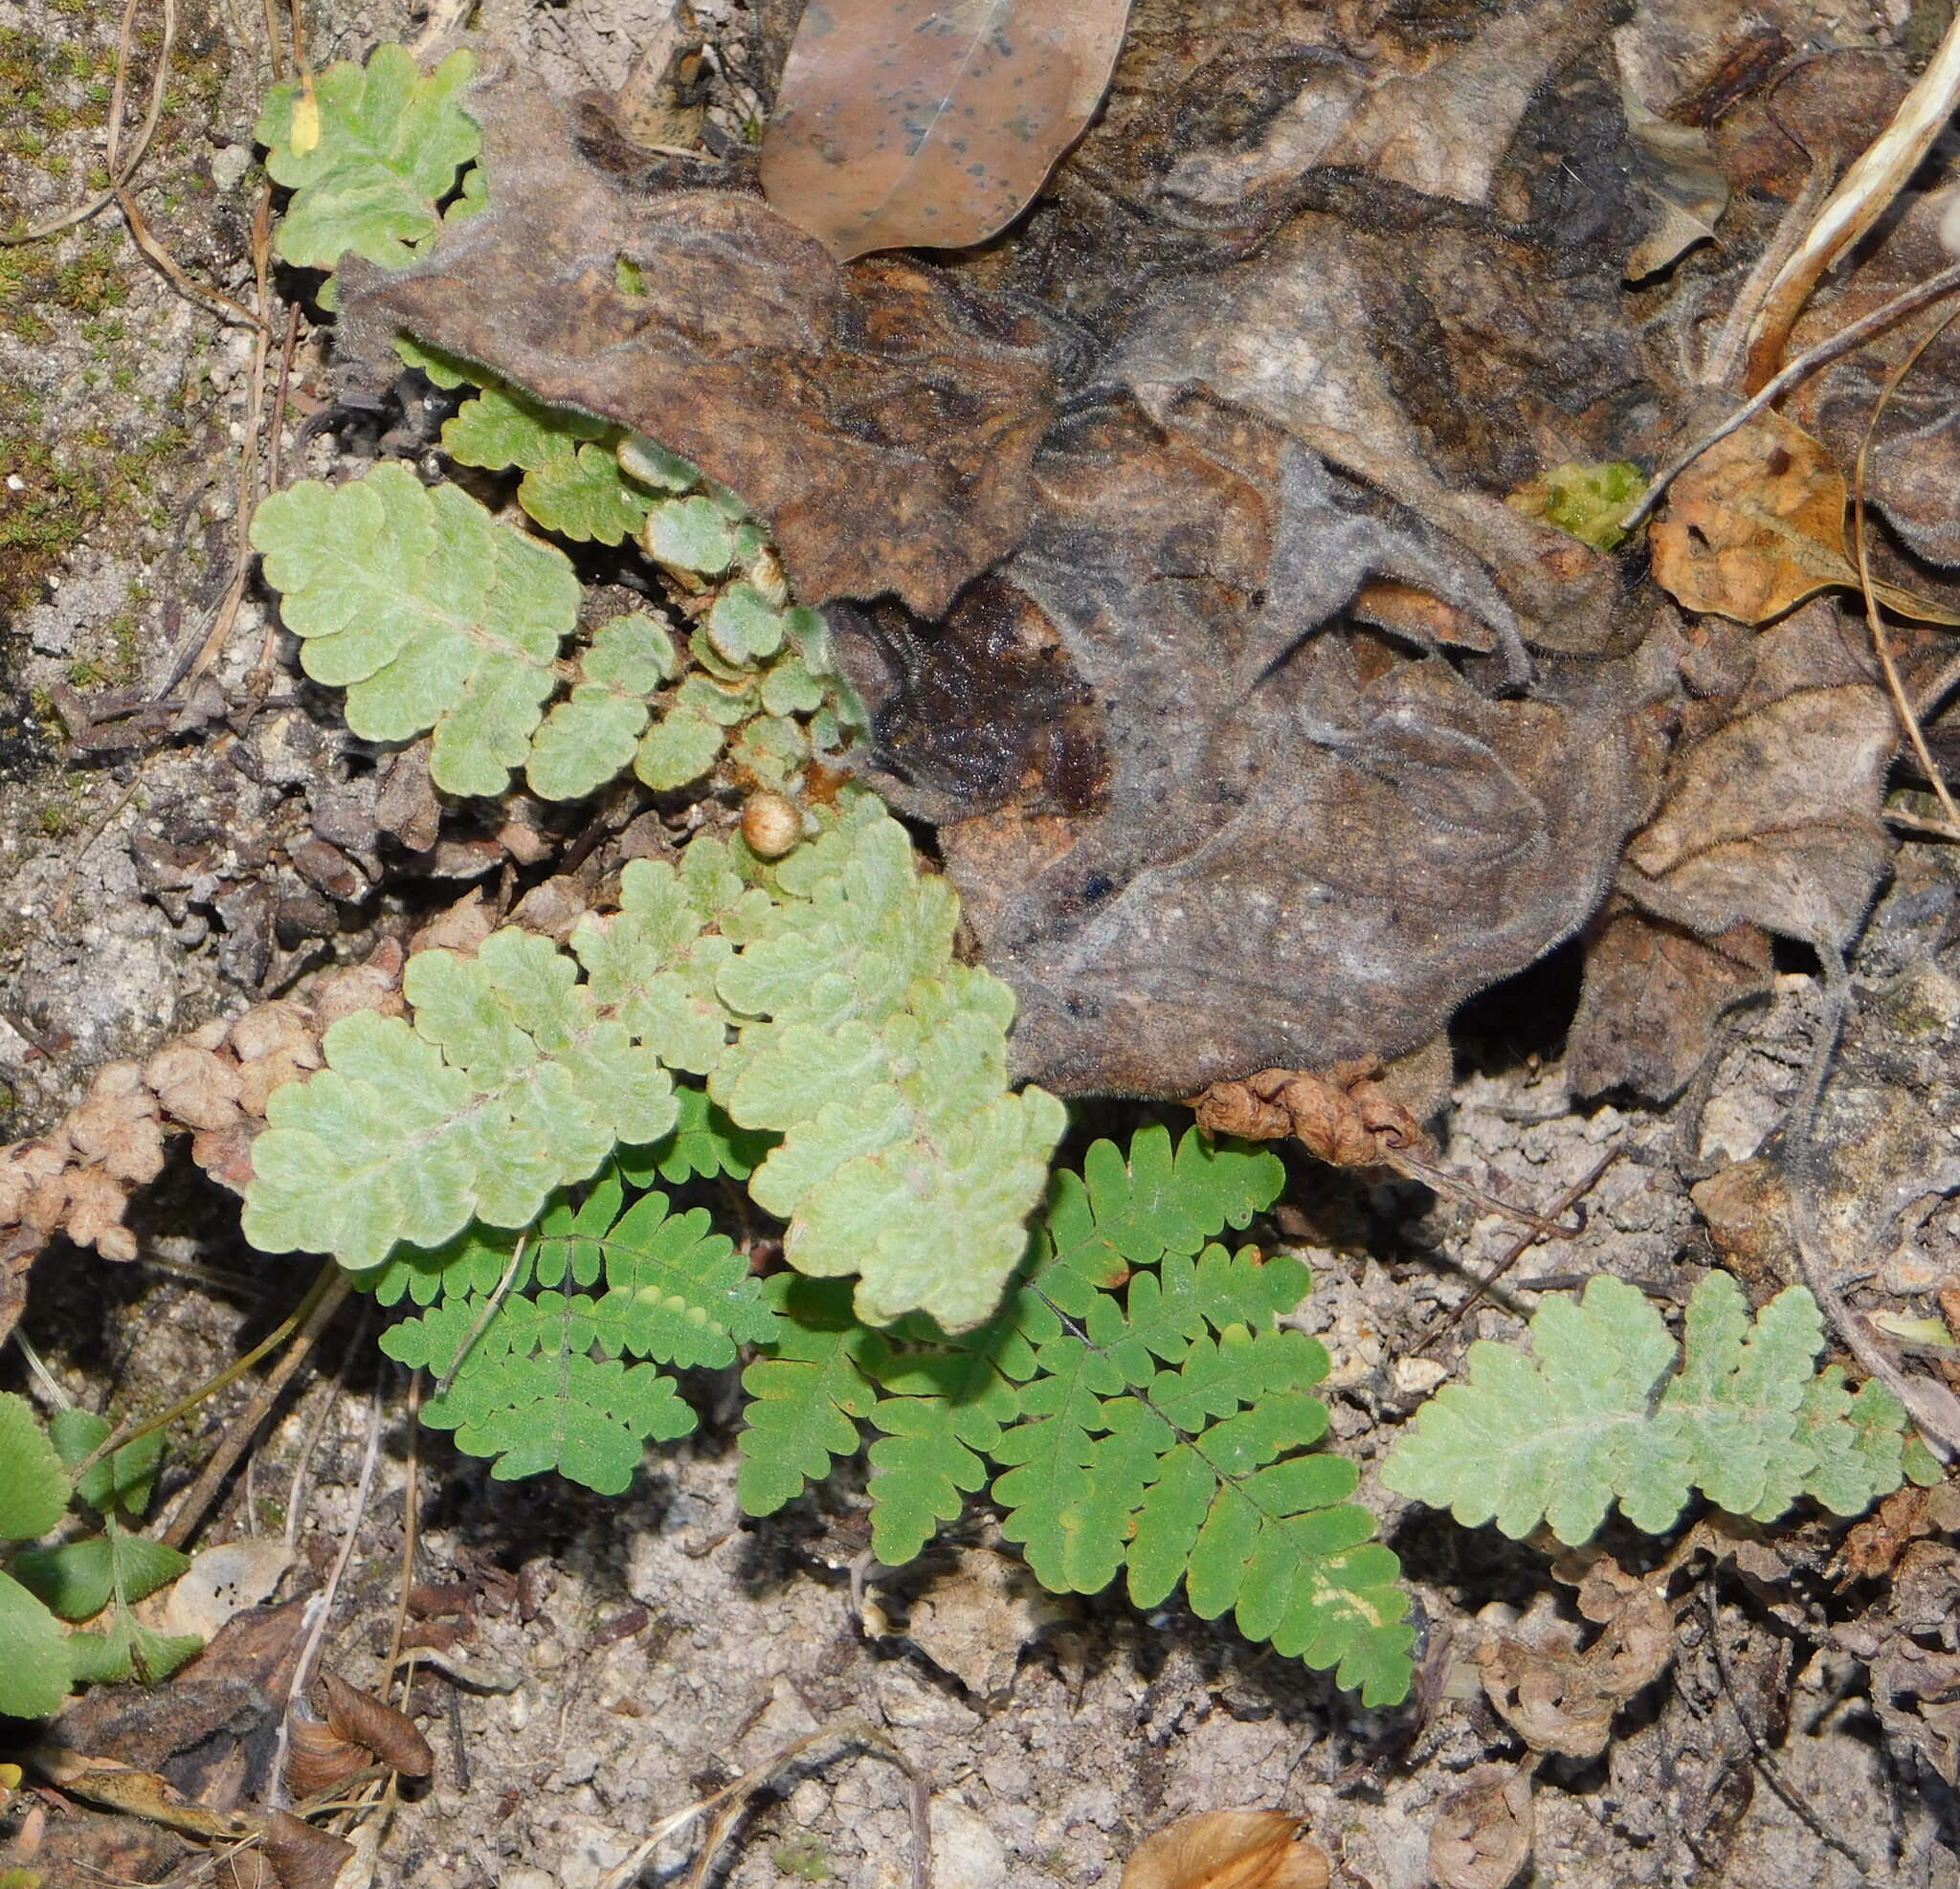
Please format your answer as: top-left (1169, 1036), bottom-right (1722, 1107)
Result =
top-left (1382, 1271), bottom-right (1927, 1545)
top-left (256, 45), bottom-right (479, 280)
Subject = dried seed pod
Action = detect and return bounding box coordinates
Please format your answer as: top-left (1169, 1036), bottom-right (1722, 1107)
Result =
top-left (261, 1809), bottom-right (355, 1889)
top-left (283, 1704), bottom-right (368, 1800)
top-left (322, 1672), bottom-right (434, 1779)
top-left (741, 790), bottom-right (804, 860)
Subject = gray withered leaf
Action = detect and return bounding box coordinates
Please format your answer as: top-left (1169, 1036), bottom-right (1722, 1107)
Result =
top-left (760, 0), bottom-right (1134, 260)
top-left (841, 390), bottom-right (1655, 1098)
top-left (336, 56), bottom-right (1059, 619)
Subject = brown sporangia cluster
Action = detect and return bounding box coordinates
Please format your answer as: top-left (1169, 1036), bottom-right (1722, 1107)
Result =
top-left (0, 948), bottom-right (405, 1278)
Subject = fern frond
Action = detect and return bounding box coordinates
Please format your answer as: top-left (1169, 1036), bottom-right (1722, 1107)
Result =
top-left (1382, 1271), bottom-right (1924, 1546)
top-left (738, 1125), bottom-right (1417, 1706)
top-left (375, 1167), bottom-right (776, 1493)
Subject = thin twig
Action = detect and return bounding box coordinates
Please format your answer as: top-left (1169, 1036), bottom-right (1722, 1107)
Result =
top-left (597, 1722), bottom-right (932, 1889)
top-left (161, 1267), bottom-right (356, 1549)
top-left (1781, 959), bottom-right (1960, 1459)
top-left (433, 1233), bottom-right (529, 1400)
top-left (1384, 1146), bottom-right (1588, 1242)
top-left (1, 0), bottom-right (170, 246)
top-left (1851, 308), bottom-right (1960, 834)
top-left (274, 1375), bottom-right (387, 1809)
top-left (1619, 260), bottom-right (1960, 534)
top-left (1412, 1145), bottom-right (1622, 1354)
top-left (388, 1367), bottom-right (423, 1707)
top-left (1699, 1577), bottom-right (1871, 1871)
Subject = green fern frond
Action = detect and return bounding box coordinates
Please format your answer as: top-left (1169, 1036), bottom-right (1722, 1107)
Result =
top-left (375, 1167), bottom-right (777, 1493)
top-left (737, 1124), bottom-right (1416, 1706)
top-left (1382, 1271), bottom-right (1924, 1546)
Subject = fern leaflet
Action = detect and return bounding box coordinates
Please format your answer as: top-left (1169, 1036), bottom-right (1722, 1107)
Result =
top-left (375, 1164), bottom-right (778, 1493)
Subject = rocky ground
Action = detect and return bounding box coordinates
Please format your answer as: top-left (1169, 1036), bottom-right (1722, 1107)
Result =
top-left (3, 0), bottom-right (1959, 1885)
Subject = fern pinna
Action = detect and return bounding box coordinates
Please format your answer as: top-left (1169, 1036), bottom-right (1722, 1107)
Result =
top-left (740, 1124), bottom-right (1416, 1706)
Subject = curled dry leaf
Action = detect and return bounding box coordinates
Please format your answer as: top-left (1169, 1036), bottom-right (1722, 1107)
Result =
top-left (761, 0), bottom-right (1133, 259)
top-left (1476, 1583), bottom-right (1675, 1760)
top-left (1121, 1810), bottom-right (1328, 1889)
top-left (260, 1810), bottom-right (355, 1889)
top-left (323, 1673), bottom-right (434, 1778)
top-left (1648, 412), bottom-right (1960, 627)
top-left (1428, 1766), bottom-right (1534, 1889)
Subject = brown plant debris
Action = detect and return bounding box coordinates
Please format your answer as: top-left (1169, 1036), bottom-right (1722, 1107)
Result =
top-left (1648, 411), bottom-right (1960, 627)
top-left (1427, 1766), bottom-right (1535, 1889)
top-left (1121, 1809), bottom-right (1329, 1889)
top-left (0, 946), bottom-right (405, 1267)
top-left (1188, 1059), bottom-right (1429, 1169)
top-left (1476, 1575), bottom-right (1676, 1760)
top-left (760, 0), bottom-right (1131, 260)
top-left (340, 57), bottom-right (1059, 619)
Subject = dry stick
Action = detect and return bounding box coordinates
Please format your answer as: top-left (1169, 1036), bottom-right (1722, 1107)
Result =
top-left (1696, 1577), bottom-right (1870, 1872)
top-left (387, 1367), bottom-right (423, 1708)
top-left (285, 1303), bottom-right (371, 1552)
top-left (249, 304), bottom-right (306, 700)
top-left (1742, 4), bottom-right (1960, 391)
top-left (1618, 260), bottom-right (1960, 535)
top-left (1851, 307), bottom-right (1960, 837)
top-left (73, 1258), bottom-right (343, 1480)
top-left (161, 1267), bottom-right (356, 1550)
top-left (158, 181), bottom-right (278, 706)
top-left (1382, 1145), bottom-right (1587, 1242)
top-left (273, 1372), bottom-right (387, 1811)
top-left (0, 0), bottom-right (167, 246)
top-left (433, 1233), bottom-right (529, 1401)
top-left (117, 178), bottom-right (268, 332)
top-left (1412, 1145), bottom-right (1621, 1355)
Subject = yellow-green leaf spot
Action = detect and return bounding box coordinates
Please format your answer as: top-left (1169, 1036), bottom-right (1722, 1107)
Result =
top-left (1507, 458), bottom-right (1645, 552)
top-left (256, 45), bottom-right (480, 275)
top-left (251, 462), bottom-right (580, 797)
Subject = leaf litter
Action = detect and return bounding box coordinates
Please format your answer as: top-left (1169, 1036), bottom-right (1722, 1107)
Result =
top-left (11, 0), bottom-right (1960, 1881)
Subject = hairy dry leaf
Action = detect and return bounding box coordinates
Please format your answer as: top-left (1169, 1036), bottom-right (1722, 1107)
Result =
top-left (760, 0), bottom-right (1133, 260)
top-left (340, 59), bottom-right (1057, 618)
top-left (1122, 1810), bottom-right (1329, 1889)
top-left (1649, 413), bottom-right (1960, 626)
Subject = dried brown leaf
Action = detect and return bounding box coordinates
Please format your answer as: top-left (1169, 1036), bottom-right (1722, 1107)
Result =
top-left (1122, 1810), bottom-right (1328, 1889)
top-left (1567, 902), bottom-right (1772, 1101)
top-left (1428, 1766), bottom-right (1534, 1889)
top-left (1649, 413), bottom-right (1960, 627)
top-left (1189, 1060), bottom-right (1428, 1169)
top-left (260, 1810), bottom-right (354, 1889)
top-left (761, 0), bottom-right (1132, 259)
top-left (340, 59), bottom-right (1058, 618)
